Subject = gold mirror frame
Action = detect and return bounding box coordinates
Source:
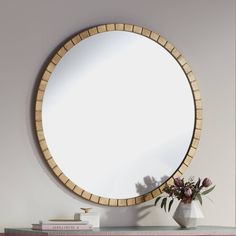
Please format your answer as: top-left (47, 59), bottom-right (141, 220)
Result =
top-left (34, 23), bottom-right (202, 206)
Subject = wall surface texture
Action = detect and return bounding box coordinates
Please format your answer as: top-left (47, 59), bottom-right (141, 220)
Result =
top-left (0, 0), bottom-right (235, 232)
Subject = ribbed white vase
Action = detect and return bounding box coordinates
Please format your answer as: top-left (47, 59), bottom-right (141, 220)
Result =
top-left (173, 200), bottom-right (204, 228)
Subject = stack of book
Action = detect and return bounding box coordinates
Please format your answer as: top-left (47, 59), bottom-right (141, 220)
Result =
top-left (32, 219), bottom-right (93, 231)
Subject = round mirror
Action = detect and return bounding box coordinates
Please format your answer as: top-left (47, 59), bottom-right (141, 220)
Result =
top-left (35, 24), bottom-right (202, 206)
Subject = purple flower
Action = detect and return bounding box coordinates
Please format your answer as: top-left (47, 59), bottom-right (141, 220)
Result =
top-left (202, 178), bottom-right (212, 187)
top-left (184, 187), bottom-right (192, 198)
top-left (174, 177), bottom-right (183, 187)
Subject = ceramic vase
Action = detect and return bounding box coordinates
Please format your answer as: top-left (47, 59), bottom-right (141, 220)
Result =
top-left (173, 200), bottom-right (204, 228)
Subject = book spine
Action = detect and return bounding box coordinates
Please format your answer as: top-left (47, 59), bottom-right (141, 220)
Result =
top-left (40, 224), bottom-right (92, 230)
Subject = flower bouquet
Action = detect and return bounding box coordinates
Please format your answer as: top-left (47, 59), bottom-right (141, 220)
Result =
top-left (155, 177), bottom-right (215, 228)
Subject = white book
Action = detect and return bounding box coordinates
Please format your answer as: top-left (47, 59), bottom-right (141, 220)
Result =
top-left (39, 219), bottom-right (89, 225)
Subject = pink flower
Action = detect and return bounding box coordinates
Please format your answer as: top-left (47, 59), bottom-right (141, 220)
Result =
top-left (184, 187), bottom-right (192, 198)
top-left (202, 178), bottom-right (212, 187)
top-left (174, 177), bottom-right (183, 187)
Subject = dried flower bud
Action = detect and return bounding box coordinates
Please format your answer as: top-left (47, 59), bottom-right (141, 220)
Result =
top-left (144, 176), bottom-right (152, 185)
top-left (184, 187), bottom-right (192, 198)
top-left (202, 178), bottom-right (212, 187)
top-left (174, 177), bottom-right (183, 187)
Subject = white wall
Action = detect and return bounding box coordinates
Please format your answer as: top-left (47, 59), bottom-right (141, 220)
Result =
top-left (0, 0), bottom-right (235, 232)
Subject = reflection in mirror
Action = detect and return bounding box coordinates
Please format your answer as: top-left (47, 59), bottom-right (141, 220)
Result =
top-left (136, 175), bottom-right (169, 195)
top-left (36, 24), bottom-right (202, 206)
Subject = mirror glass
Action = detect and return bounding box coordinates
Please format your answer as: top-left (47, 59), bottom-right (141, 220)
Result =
top-left (41, 30), bottom-right (195, 199)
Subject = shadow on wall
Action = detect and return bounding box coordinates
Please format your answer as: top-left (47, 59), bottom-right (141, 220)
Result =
top-left (101, 175), bottom-right (170, 226)
top-left (101, 205), bottom-right (154, 227)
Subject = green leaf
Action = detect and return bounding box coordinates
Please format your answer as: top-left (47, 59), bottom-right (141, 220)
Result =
top-left (168, 199), bottom-right (174, 212)
top-left (202, 185), bottom-right (215, 195)
top-left (161, 198), bottom-right (167, 212)
top-left (196, 193), bottom-right (203, 205)
top-left (196, 178), bottom-right (201, 189)
top-left (154, 196), bottom-right (162, 206)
